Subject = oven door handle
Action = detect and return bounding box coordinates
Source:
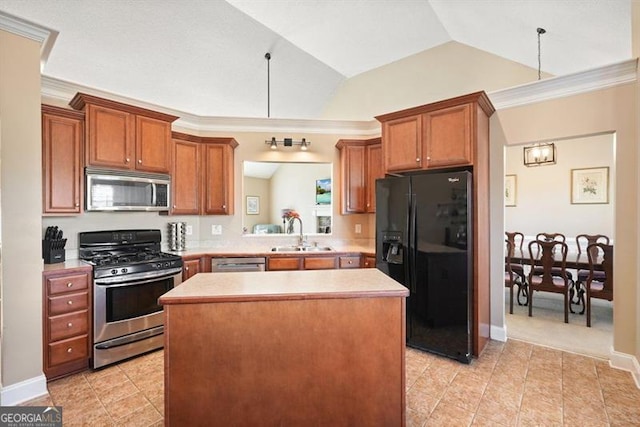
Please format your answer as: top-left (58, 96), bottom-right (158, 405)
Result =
top-left (94, 267), bottom-right (182, 286)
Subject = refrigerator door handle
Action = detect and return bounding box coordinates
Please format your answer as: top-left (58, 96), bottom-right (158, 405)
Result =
top-left (408, 192), bottom-right (417, 293)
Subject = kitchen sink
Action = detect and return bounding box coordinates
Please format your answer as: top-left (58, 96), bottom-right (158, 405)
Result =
top-left (270, 246), bottom-right (333, 252)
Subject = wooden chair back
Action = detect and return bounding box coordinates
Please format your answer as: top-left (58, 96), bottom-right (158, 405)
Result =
top-left (577, 234), bottom-right (610, 258)
top-left (535, 232), bottom-right (566, 243)
top-left (505, 231), bottom-right (524, 257)
top-left (586, 243), bottom-right (613, 301)
top-left (528, 239), bottom-right (568, 291)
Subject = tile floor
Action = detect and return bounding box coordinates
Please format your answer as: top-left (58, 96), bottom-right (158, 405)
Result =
top-left (22, 339), bottom-right (640, 426)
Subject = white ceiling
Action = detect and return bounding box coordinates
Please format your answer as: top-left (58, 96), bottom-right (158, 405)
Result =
top-left (0, 0), bottom-right (632, 120)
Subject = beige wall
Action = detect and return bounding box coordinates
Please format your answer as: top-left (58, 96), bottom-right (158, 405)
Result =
top-left (322, 41), bottom-right (550, 121)
top-left (505, 134), bottom-right (615, 239)
top-left (0, 31), bottom-right (44, 388)
top-left (243, 176), bottom-right (271, 232)
top-left (492, 83), bottom-right (637, 358)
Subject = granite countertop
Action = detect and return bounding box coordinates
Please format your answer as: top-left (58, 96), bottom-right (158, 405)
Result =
top-left (43, 259), bottom-right (92, 272)
top-left (159, 269), bottom-right (407, 304)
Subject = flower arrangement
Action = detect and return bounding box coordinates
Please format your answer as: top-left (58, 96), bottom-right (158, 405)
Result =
top-left (281, 209), bottom-right (299, 220)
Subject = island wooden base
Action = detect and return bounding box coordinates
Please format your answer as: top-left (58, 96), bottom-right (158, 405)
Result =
top-left (164, 296), bottom-right (406, 426)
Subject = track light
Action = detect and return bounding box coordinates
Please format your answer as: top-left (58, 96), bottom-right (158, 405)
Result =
top-left (265, 137), bottom-right (311, 150)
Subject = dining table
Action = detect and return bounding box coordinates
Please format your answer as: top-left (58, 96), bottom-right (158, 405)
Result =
top-left (508, 249), bottom-right (605, 270)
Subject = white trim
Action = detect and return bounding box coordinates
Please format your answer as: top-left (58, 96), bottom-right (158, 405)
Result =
top-left (0, 374), bottom-right (48, 406)
top-left (488, 59), bottom-right (638, 110)
top-left (490, 324), bottom-right (507, 342)
top-left (41, 58), bottom-right (637, 134)
top-left (0, 11), bottom-right (58, 71)
top-left (609, 348), bottom-right (640, 389)
top-left (40, 75), bottom-right (380, 136)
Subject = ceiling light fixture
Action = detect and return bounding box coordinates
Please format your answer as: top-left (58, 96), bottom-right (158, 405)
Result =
top-left (523, 142), bottom-right (555, 166)
top-left (537, 27), bottom-right (546, 80)
top-left (265, 52), bottom-right (271, 118)
top-left (265, 137), bottom-right (311, 150)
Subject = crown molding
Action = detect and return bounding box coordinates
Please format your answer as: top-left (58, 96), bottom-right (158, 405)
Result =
top-left (41, 75), bottom-right (380, 136)
top-left (42, 58), bottom-right (637, 134)
top-left (0, 11), bottom-right (58, 71)
top-left (488, 58), bottom-right (638, 110)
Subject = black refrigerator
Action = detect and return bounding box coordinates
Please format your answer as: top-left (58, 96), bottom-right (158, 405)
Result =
top-left (376, 170), bottom-right (472, 363)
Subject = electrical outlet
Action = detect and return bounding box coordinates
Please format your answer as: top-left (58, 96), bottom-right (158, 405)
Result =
top-left (355, 224), bottom-right (362, 234)
top-left (186, 225), bottom-right (193, 235)
top-left (211, 225), bottom-right (222, 235)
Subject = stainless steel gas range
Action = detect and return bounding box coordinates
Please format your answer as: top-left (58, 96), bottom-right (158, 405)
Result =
top-left (79, 229), bottom-right (183, 369)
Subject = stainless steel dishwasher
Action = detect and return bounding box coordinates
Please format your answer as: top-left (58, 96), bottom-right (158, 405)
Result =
top-left (211, 257), bottom-right (266, 272)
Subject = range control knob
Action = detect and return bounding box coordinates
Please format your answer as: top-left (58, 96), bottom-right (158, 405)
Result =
top-left (164, 262), bottom-right (170, 267)
top-left (111, 269), bottom-right (118, 275)
top-left (121, 268), bottom-right (128, 274)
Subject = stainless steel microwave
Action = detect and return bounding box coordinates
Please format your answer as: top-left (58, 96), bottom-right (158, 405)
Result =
top-left (85, 167), bottom-right (171, 211)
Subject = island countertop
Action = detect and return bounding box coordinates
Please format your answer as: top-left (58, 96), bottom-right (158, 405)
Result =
top-left (159, 268), bottom-right (408, 305)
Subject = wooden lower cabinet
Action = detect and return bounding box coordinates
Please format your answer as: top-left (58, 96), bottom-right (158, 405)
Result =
top-left (362, 255), bottom-right (376, 268)
top-left (43, 266), bottom-right (92, 381)
top-left (182, 258), bottom-right (202, 281)
top-left (267, 254), bottom-right (364, 271)
top-left (267, 257), bottom-right (302, 271)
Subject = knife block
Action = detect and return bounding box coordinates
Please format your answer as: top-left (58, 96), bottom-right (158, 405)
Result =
top-left (43, 239), bottom-right (67, 264)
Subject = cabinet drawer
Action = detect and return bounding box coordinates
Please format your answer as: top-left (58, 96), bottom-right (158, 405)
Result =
top-left (304, 257), bottom-right (338, 270)
top-left (49, 335), bottom-right (88, 366)
top-left (49, 292), bottom-right (89, 316)
top-left (362, 256), bottom-right (376, 268)
top-left (268, 257), bottom-right (301, 271)
top-left (47, 274), bottom-right (89, 295)
top-left (339, 256), bottom-right (361, 269)
top-left (49, 310), bottom-right (89, 341)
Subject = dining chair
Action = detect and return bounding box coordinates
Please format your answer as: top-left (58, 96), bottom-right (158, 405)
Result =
top-left (581, 243), bottom-right (613, 327)
top-left (527, 239), bottom-right (570, 323)
top-left (505, 232), bottom-right (528, 306)
top-left (505, 240), bottom-right (527, 314)
top-left (574, 234), bottom-right (610, 306)
top-left (533, 232), bottom-right (575, 297)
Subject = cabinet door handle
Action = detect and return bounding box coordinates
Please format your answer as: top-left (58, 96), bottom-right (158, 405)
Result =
top-left (67, 348), bottom-right (73, 353)
top-left (67, 300), bottom-right (73, 305)
top-left (222, 205), bottom-right (226, 209)
top-left (67, 322), bottom-right (73, 328)
top-left (173, 205), bottom-right (177, 209)
top-left (75, 203), bottom-right (80, 207)
top-left (185, 266), bottom-right (189, 271)
top-left (348, 260), bottom-right (352, 264)
top-left (67, 282), bottom-right (73, 288)
top-left (125, 158), bottom-right (130, 163)
top-left (138, 159), bottom-right (142, 164)
top-left (426, 156), bottom-right (431, 160)
top-left (416, 157), bottom-right (420, 162)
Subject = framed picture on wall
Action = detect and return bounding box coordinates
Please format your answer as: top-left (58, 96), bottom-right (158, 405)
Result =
top-left (316, 178), bottom-right (331, 205)
top-left (505, 175), bottom-right (517, 207)
top-left (246, 196), bottom-right (260, 214)
top-left (571, 167), bottom-right (609, 204)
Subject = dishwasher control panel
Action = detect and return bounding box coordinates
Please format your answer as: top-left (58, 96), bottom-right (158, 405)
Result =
top-left (211, 257), bottom-right (266, 272)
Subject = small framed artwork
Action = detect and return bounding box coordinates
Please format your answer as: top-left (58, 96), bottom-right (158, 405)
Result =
top-left (571, 167), bottom-right (609, 204)
top-left (315, 178), bottom-right (331, 205)
top-left (246, 196), bottom-right (260, 214)
top-left (505, 175), bottom-right (517, 207)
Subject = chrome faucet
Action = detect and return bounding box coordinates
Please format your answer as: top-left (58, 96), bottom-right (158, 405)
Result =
top-left (289, 216), bottom-right (305, 246)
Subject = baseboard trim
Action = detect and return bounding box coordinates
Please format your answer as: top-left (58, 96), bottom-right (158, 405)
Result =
top-left (490, 324), bottom-right (507, 342)
top-left (0, 374), bottom-right (48, 406)
top-left (609, 348), bottom-right (640, 389)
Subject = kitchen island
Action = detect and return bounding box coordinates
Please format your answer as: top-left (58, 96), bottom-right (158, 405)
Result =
top-left (159, 269), bottom-right (408, 426)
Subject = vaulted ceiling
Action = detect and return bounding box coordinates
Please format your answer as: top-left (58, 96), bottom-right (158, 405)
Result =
top-left (0, 0), bottom-right (632, 120)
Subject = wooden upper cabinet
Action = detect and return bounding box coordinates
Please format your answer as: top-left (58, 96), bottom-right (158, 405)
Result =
top-left (381, 114), bottom-right (422, 172)
top-left (172, 138), bottom-right (200, 214)
top-left (366, 142), bottom-right (383, 213)
top-left (376, 92), bottom-right (492, 174)
top-left (171, 132), bottom-right (237, 216)
top-left (136, 115), bottom-right (172, 173)
top-left (42, 105), bottom-right (84, 214)
top-left (423, 103), bottom-right (472, 168)
top-left (336, 137), bottom-right (382, 214)
top-left (85, 104), bottom-right (133, 169)
top-left (70, 93), bottom-right (178, 173)
top-left (202, 143), bottom-right (231, 215)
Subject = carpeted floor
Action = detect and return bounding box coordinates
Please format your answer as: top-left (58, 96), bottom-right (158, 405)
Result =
top-left (504, 288), bottom-right (613, 359)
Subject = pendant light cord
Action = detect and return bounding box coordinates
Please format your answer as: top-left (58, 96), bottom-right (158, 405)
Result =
top-left (537, 27), bottom-right (546, 80)
top-left (265, 52), bottom-right (271, 118)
